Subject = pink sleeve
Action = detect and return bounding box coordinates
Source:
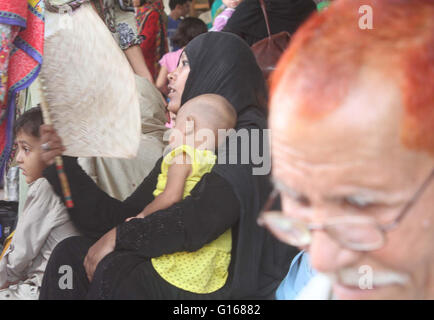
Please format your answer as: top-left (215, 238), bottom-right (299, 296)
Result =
top-left (159, 53), bottom-right (169, 69)
top-left (162, 49), bottom-right (183, 72)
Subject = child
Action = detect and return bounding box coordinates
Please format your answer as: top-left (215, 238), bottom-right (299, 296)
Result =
top-left (0, 107), bottom-right (79, 300)
top-left (210, 0), bottom-right (243, 32)
top-left (127, 94), bottom-right (237, 294)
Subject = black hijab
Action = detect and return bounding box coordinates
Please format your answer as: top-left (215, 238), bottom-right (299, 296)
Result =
top-left (181, 32), bottom-right (296, 299)
top-left (223, 0), bottom-right (317, 46)
top-left (182, 31), bottom-right (268, 126)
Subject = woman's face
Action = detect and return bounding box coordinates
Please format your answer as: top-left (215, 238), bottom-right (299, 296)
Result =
top-left (167, 51), bottom-right (191, 114)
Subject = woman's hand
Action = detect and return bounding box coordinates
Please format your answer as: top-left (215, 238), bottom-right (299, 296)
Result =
top-left (83, 228), bottom-right (116, 282)
top-left (39, 125), bottom-right (66, 166)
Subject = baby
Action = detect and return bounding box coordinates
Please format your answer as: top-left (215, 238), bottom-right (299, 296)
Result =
top-left (125, 93), bottom-right (237, 294)
top-left (129, 93), bottom-right (237, 220)
top-left (0, 107), bottom-right (79, 300)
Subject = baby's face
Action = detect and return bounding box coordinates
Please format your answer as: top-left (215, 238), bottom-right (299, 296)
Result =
top-left (223, 0), bottom-right (242, 9)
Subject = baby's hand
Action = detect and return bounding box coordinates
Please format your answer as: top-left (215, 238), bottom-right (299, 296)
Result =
top-left (125, 212), bottom-right (146, 222)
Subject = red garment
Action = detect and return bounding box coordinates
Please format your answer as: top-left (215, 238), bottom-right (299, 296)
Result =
top-left (0, 0), bottom-right (44, 179)
top-left (136, 1), bottom-right (167, 79)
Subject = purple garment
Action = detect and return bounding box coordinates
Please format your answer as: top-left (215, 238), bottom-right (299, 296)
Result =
top-left (210, 8), bottom-right (235, 32)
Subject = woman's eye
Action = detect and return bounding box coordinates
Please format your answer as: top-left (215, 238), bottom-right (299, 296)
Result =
top-left (182, 60), bottom-right (189, 67)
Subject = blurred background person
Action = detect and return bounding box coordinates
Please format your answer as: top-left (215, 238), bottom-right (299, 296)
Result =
top-left (136, 0), bottom-right (169, 80)
top-left (167, 0), bottom-right (192, 51)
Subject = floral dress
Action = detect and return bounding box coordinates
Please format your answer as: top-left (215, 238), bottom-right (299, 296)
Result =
top-left (46, 0), bottom-right (143, 50)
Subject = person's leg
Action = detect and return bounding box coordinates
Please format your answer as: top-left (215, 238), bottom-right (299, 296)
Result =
top-left (39, 236), bottom-right (94, 300)
top-left (86, 251), bottom-right (155, 299)
top-left (109, 259), bottom-right (179, 300)
top-left (87, 253), bottom-right (231, 300)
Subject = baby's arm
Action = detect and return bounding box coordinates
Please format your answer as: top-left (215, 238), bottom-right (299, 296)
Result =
top-left (129, 153), bottom-right (192, 220)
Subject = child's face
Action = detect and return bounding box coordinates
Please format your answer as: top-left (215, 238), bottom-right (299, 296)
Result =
top-left (15, 131), bottom-right (46, 184)
top-left (223, 0), bottom-right (242, 9)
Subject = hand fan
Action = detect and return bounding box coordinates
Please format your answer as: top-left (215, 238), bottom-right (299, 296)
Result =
top-left (39, 2), bottom-right (142, 207)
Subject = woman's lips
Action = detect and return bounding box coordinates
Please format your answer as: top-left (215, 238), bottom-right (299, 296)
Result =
top-left (168, 86), bottom-right (176, 98)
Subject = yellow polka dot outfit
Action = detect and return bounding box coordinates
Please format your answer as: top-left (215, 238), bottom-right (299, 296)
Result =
top-left (151, 145), bottom-right (232, 294)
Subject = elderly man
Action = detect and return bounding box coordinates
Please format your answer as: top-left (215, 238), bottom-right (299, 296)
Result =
top-left (261, 0), bottom-right (434, 299)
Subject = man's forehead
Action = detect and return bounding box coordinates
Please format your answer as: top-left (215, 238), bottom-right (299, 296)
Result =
top-left (270, 70), bottom-right (404, 144)
top-left (269, 76), bottom-right (434, 187)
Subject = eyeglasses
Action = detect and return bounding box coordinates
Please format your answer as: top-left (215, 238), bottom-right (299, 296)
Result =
top-left (258, 169), bottom-right (434, 252)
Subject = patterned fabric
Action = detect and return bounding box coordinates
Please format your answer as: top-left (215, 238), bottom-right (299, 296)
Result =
top-left (210, 0), bottom-right (225, 26)
top-left (0, 25), bottom-right (18, 107)
top-left (91, 0), bottom-right (143, 50)
top-left (136, 0), bottom-right (167, 79)
top-left (46, 0), bottom-right (143, 50)
top-left (210, 7), bottom-right (234, 32)
top-left (0, 0), bottom-right (44, 180)
top-left (151, 144), bottom-right (232, 294)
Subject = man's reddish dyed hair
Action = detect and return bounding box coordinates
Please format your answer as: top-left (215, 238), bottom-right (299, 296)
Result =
top-left (271, 0), bottom-right (434, 155)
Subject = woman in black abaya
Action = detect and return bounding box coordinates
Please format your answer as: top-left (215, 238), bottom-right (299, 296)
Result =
top-left (38, 32), bottom-right (296, 300)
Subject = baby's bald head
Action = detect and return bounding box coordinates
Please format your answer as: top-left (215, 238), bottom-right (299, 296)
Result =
top-left (176, 94), bottom-right (237, 133)
top-left (171, 94), bottom-right (237, 150)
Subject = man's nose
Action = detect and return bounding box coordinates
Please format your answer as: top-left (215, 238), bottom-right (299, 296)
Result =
top-left (309, 229), bottom-right (362, 274)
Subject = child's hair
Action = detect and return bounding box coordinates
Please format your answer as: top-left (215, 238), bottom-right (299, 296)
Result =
top-left (14, 106), bottom-right (43, 138)
top-left (169, 0), bottom-right (190, 11)
top-left (171, 17), bottom-right (208, 49)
